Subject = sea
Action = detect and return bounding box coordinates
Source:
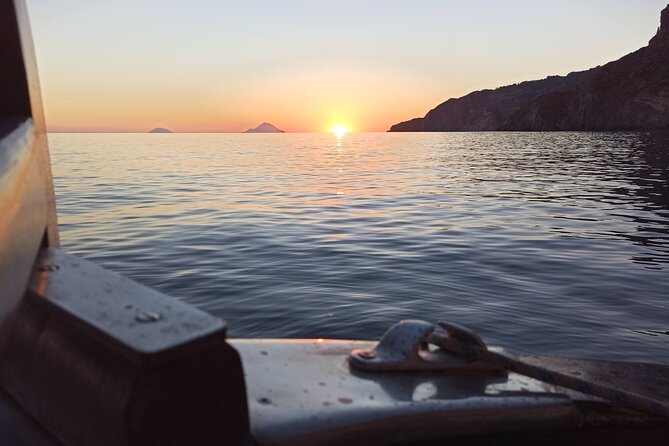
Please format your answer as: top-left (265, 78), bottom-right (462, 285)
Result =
top-left (49, 132), bottom-right (669, 363)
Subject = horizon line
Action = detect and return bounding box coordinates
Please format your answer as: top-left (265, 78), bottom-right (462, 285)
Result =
top-left (45, 130), bottom-right (390, 134)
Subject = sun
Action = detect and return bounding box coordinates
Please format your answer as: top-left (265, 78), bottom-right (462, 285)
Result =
top-left (331, 125), bottom-right (348, 138)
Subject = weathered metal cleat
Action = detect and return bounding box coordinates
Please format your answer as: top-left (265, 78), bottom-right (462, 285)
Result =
top-left (349, 320), bottom-right (506, 375)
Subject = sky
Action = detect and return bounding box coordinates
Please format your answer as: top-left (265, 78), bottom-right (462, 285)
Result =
top-left (25, 0), bottom-right (669, 133)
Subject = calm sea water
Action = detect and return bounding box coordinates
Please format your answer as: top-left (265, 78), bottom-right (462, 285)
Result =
top-left (49, 132), bottom-right (669, 363)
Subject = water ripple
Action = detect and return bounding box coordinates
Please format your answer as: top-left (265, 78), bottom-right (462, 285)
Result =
top-left (50, 131), bottom-right (669, 363)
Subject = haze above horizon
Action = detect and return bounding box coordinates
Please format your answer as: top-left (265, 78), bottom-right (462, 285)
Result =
top-left (26, 0), bottom-right (668, 133)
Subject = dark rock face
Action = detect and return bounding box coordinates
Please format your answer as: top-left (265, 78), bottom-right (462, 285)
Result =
top-left (650, 4), bottom-right (669, 45)
top-left (390, 5), bottom-right (669, 132)
top-left (148, 127), bottom-right (172, 133)
top-left (244, 122), bottom-right (285, 133)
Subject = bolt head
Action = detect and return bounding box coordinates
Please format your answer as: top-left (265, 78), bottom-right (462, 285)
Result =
top-left (358, 350), bottom-right (376, 359)
top-left (38, 264), bottom-right (60, 272)
top-left (135, 311), bottom-right (162, 323)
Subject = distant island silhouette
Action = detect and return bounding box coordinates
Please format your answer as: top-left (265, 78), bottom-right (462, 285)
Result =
top-left (390, 4), bottom-right (669, 132)
top-left (244, 122), bottom-right (285, 133)
top-left (148, 127), bottom-right (173, 133)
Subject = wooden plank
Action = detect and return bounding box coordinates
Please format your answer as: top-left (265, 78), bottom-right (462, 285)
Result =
top-left (11, 0), bottom-right (59, 247)
top-left (27, 248), bottom-right (227, 365)
top-left (0, 119), bottom-right (47, 339)
top-left (0, 0), bottom-right (59, 342)
top-left (2, 248), bottom-right (249, 446)
top-left (0, 390), bottom-right (59, 446)
top-left (0, 0), bottom-right (31, 117)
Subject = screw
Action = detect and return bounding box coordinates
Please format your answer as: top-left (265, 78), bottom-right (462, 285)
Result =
top-left (257, 397), bottom-right (272, 405)
top-left (135, 311), bottom-right (162, 323)
top-left (38, 264), bottom-right (60, 272)
top-left (358, 350), bottom-right (376, 359)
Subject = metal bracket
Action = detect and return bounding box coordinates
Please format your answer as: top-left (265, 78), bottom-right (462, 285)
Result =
top-left (350, 320), bottom-right (505, 375)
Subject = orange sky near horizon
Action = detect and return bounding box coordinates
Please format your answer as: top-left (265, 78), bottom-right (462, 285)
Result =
top-left (42, 66), bottom-right (439, 133)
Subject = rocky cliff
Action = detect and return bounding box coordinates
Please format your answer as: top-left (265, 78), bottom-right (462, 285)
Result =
top-left (390, 5), bottom-right (669, 132)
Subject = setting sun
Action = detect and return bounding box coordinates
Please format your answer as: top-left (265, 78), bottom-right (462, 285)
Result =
top-left (331, 125), bottom-right (348, 138)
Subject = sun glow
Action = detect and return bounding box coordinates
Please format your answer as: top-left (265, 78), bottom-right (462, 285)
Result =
top-left (331, 125), bottom-right (348, 138)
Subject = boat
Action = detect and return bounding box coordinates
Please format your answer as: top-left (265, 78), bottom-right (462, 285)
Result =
top-left (1, 0), bottom-right (668, 444)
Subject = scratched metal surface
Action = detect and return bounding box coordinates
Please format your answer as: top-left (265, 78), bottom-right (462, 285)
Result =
top-left (234, 339), bottom-right (583, 446)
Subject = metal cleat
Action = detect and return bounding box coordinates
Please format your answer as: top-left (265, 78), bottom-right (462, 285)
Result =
top-left (349, 320), bottom-right (506, 375)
